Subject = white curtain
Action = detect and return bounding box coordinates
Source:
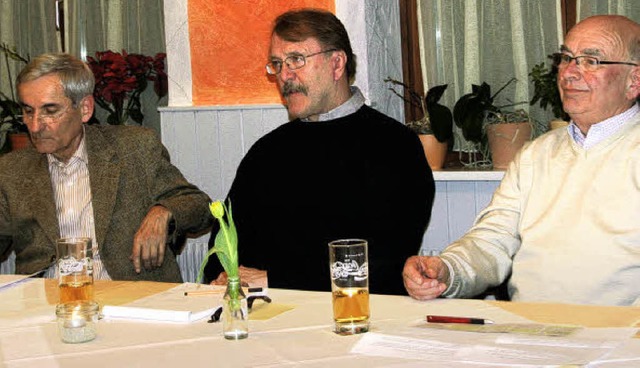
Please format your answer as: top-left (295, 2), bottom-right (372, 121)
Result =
top-left (64, 0), bottom-right (165, 59)
top-left (417, 0), bottom-right (562, 151)
top-left (577, 0), bottom-right (640, 22)
top-left (0, 0), bottom-right (58, 104)
top-left (65, 0), bottom-right (166, 132)
top-left (0, 0), bottom-right (165, 131)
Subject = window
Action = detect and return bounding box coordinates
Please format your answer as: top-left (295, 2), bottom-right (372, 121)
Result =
top-left (400, 0), bottom-right (640, 152)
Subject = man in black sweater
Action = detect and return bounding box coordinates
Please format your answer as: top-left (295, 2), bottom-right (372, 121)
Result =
top-left (205, 9), bottom-right (434, 295)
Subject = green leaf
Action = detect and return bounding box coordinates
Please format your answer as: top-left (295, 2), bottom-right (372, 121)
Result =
top-left (196, 200), bottom-right (239, 283)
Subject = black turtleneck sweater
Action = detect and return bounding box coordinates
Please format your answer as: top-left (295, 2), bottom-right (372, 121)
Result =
top-left (204, 105), bottom-right (434, 295)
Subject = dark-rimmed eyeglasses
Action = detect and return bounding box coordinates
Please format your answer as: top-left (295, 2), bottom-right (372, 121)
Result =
top-left (552, 53), bottom-right (638, 72)
top-left (266, 49), bottom-right (337, 75)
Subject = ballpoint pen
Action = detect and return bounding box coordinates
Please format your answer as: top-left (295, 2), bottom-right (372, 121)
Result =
top-left (426, 315), bottom-right (494, 325)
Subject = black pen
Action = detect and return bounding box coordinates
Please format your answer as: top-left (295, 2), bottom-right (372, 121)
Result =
top-left (426, 315), bottom-right (494, 325)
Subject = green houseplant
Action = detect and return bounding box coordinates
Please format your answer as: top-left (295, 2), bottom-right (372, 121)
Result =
top-left (453, 78), bottom-right (531, 168)
top-left (529, 55), bottom-right (569, 128)
top-left (386, 78), bottom-right (453, 169)
top-left (0, 43), bottom-right (29, 152)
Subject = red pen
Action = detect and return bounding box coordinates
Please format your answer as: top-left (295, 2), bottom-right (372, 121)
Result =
top-left (426, 315), bottom-right (494, 325)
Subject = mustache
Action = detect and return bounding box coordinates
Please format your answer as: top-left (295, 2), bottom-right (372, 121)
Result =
top-left (281, 82), bottom-right (308, 97)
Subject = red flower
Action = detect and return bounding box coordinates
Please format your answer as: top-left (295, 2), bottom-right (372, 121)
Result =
top-left (87, 50), bottom-right (168, 125)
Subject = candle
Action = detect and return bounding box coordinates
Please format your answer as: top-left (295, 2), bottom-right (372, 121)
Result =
top-left (56, 301), bottom-right (99, 343)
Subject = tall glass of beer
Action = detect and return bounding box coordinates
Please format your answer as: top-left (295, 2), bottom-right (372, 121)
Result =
top-left (56, 237), bottom-right (94, 304)
top-left (328, 239), bottom-right (369, 335)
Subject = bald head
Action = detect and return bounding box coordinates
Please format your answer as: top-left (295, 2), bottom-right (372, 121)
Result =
top-left (559, 15), bottom-right (640, 129)
top-left (568, 15), bottom-right (640, 61)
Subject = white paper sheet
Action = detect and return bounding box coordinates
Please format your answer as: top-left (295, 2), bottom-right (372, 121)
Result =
top-left (351, 327), bottom-right (637, 366)
top-left (101, 283), bottom-right (224, 323)
top-left (101, 304), bottom-right (219, 323)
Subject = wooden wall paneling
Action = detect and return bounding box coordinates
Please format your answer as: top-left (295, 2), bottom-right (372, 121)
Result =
top-left (422, 181), bottom-right (452, 254)
top-left (446, 182), bottom-right (481, 242)
top-left (262, 107), bottom-right (289, 134)
top-left (241, 109), bottom-right (266, 155)
top-left (172, 112), bottom-right (200, 186)
top-left (193, 110), bottom-right (222, 201)
top-left (217, 110), bottom-right (245, 196)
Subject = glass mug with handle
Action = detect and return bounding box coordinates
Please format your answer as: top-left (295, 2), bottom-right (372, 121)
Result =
top-left (328, 239), bottom-right (370, 335)
top-left (56, 237), bottom-right (94, 303)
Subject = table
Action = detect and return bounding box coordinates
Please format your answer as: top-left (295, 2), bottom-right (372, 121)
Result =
top-left (1, 275), bottom-right (639, 367)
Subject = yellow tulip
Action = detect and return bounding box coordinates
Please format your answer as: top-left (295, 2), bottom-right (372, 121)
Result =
top-left (209, 201), bottom-right (224, 220)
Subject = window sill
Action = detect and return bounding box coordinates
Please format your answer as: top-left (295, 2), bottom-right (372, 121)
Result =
top-left (432, 168), bottom-right (505, 181)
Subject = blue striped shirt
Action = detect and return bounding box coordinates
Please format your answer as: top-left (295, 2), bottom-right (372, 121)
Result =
top-left (44, 128), bottom-right (111, 280)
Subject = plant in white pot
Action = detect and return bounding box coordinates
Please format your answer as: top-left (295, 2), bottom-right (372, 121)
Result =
top-left (386, 79), bottom-right (453, 170)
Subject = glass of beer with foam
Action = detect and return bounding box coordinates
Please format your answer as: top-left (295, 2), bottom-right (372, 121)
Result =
top-left (328, 239), bottom-right (369, 335)
top-left (56, 237), bottom-right (94, 304)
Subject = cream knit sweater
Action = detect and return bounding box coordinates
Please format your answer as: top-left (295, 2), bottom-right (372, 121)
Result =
top-left (440, 114), bottom-right (640, 306)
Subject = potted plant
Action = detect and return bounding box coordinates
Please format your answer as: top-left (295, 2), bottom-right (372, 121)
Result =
top-left (529, 55), bottom-right (569, 130)
top-left (453, 78), bottom-right (531, 169)
top-left (0, 43), bottom-right (29, 153)
top-left (386, 78), bottom-right (453, 170)
top-left (86, 50), bottom-right (168, 125)
top-left (484, 109), bottom-right (532, 170)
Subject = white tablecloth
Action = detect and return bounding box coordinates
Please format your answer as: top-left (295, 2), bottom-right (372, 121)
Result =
top-left (1, 276), bottom-right (638, 367)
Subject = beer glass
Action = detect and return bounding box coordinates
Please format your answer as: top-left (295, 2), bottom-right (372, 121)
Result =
top-left (56, 237), bottom-right (94, 303)
top-left (328, 239), bottom-right (369, 335)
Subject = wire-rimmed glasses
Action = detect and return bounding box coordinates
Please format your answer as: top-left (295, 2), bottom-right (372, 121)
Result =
top-left (552, 53), bottom-right (638, 72)
top-left (22, 104), bottom-right (71, 126)
top-left (266, 49), bottom-right (337, 75)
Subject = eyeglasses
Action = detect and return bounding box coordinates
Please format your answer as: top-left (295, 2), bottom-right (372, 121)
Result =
top-left (22, 104), bottom-right (71, 126)
top-left (266, 49), bottom-right (337, 75)
top-left (552, 53), bottom-right (638, 72)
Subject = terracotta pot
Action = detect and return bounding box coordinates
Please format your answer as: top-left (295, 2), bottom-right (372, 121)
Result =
top-left (486, 122), bottom-right (531, 170)
top-left (9, 132), bottom-right (31, 151)
top-left (418, 134), bottom-right (448, 170)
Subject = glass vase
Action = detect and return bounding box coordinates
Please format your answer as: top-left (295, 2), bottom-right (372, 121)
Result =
top-left (222, 277), bottom-right (248, 340)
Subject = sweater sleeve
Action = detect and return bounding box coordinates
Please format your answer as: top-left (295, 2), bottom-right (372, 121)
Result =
top-left (440, 149), bottom-right (525, 298)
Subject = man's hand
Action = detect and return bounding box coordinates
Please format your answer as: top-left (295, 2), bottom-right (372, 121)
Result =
top-left (402, 256), bottom-right (449, 300)
top-left (130, 205), bottom-right (172, 273)
top-left (211, 265), bottom-right (268, 288)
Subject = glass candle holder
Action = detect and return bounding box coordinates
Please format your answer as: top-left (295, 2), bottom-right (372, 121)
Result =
top-left (56, 301), bottom-right (99, 343)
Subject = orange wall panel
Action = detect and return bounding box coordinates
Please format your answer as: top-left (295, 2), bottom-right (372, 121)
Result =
top-left (188, 0), bottom-right (335, 105)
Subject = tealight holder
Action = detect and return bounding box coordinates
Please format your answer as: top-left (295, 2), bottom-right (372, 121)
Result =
top-left (55, 301), bottom-right (99, 343)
